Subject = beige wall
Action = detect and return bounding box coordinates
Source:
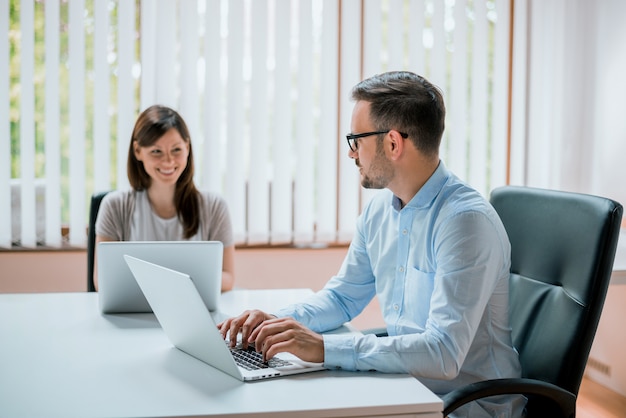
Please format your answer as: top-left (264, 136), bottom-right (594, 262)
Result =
top-left (0, 247), bottom-right (385, 330)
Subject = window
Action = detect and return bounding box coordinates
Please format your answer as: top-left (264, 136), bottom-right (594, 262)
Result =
top-left (2, 0), bottom-right (510, 248)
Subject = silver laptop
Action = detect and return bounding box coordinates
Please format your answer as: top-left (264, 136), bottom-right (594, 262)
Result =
top-left (123, 254), bottom-right (327, 381)
top-left (98, 241), bottom-right (223, 314)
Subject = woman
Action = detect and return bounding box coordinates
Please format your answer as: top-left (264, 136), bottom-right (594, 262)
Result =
top-left (95, 105), bottom-right (235, 291)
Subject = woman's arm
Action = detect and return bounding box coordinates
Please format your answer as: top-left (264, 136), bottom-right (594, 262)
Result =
top-left (221, 244), bottom-right (236, 291)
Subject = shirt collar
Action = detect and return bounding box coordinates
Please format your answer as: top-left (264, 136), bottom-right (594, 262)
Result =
top-left (391, 160), bottom-right (450, 211)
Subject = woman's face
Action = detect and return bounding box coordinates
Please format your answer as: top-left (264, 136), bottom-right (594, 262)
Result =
top-left (134, 128), bottom-right (190, 188)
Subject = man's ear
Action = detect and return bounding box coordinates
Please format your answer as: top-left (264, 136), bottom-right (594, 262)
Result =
top-left (387, 130), bottom-right (405, 160)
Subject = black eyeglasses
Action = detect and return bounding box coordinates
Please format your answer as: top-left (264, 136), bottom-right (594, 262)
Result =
top-left (345, 130), bottom-right (408, 152)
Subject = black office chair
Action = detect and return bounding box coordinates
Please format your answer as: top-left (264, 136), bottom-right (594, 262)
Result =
top-left (87, 191), bottom-right (110, 292)
top-left (442, 186), bottom-right (623, 417)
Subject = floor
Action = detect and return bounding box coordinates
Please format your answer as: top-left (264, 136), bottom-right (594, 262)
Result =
top-left (578, 376), bottom-right (626, 418)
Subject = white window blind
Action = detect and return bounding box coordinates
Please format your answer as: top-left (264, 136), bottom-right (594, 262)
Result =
top-left (68, 0), bottom-right (86, 246)
top-left (92, 0), bottom-right (110, 194)
top-left (248, 0), bottom-right (270, 245)
top-left (3, 0), bottom-right (510, 249)
top-left (0, 0), bottom-right (11, 248)
top-left (18, 0), bottom-right (36, 248)
top-left (44, 0), bottom-right (62, 248)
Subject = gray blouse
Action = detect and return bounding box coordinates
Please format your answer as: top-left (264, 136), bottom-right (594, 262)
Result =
top-left (95, 189), bottom-right (234, 246)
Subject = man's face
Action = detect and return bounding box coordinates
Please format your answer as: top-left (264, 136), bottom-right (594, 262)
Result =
top-left (348, 101), bottom-right (394, 189)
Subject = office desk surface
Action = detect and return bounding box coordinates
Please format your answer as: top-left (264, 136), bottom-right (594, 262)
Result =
top-left (0, 290), bottom-right (442, 418)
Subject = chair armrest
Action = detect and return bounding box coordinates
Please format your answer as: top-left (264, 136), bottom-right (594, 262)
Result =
top-left (442, 378), bottom-right (576, 417)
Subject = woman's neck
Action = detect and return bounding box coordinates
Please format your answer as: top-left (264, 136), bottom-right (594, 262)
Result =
top-left (146, 186), bottom-right (177, 219)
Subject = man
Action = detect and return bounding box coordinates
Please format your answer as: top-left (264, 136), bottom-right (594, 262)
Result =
top-left (219, 71), bottom-right (524, 417)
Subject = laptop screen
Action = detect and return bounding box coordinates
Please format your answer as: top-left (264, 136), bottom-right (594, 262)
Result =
top-left (97, 241), bottom-right (223, 314)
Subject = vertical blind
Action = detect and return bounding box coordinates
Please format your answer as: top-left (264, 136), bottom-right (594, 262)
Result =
top-left (0, 0), bottom-right (12, 247)
top-left (2, 0), bottom-right (510, 249)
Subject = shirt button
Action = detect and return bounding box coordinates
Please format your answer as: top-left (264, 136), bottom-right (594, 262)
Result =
top-left (399, 266), bottom-right (404, 273)
top-left (402, 229), bottom-right (408, 235)
top-left (393, 304), bottom-right (399, 311)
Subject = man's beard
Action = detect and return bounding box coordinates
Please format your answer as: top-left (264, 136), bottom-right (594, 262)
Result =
top-left (357, 147), bottom-right (393, 189)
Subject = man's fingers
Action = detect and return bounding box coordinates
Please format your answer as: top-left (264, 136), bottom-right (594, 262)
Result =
top-left (222, 310), bottom-right (271, 348)
top-left (248, 317), bottom-right (291, 347)
top-left (261, 337), bottom-right (292, 362)
top-left (250, 318), bottom-right (304, 358)
top-left (239, 313), bottom-right (264, 348)
top-left (248, 318), bottom-right (324, 363)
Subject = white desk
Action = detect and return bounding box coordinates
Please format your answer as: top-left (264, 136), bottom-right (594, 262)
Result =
top-left (0, 289), bottom-right (442, 418)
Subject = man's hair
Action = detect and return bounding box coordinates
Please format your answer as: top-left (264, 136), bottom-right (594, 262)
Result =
top-left (127, 104), bottom-right (200, 238)
top-left (351, 71), bottom-right (446, 157)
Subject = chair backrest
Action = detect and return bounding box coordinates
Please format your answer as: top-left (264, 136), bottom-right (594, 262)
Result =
top-left (87, 191), bottom-right (110, 292)
top-left (489, 186), bottom-right (622, 397)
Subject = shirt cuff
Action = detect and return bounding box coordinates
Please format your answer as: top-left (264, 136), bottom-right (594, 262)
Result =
top-left (323, 334), bottom-right (357, 370)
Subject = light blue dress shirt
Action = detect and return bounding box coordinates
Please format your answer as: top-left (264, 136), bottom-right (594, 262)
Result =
top-left (275, 161), bottom-right (524, 417)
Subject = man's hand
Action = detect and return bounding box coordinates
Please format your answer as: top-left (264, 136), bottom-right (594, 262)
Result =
top-left (249, 317), bottom-right (324, 363)
top-left (217, 309), bottom-right (275, 349)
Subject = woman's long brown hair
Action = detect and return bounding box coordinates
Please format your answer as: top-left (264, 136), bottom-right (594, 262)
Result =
top-left (127, 105), bottom-right (200, 239)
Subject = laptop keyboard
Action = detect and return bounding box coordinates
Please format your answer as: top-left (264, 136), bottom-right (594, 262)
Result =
top-left (228, 342), bottom-right (293, 371)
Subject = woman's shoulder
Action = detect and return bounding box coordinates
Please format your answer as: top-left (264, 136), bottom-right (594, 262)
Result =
top-left (102, 189), bottom-right (136, 204)
top-left (100, 189), bottom-right (140, 214)
top-left (198, 190), bottom-right (227, 205)
top-left (197, 190), bottom-right (230, 215)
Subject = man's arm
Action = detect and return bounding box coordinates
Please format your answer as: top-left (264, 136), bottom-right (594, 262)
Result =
top-left (322, 211), bottom-right (509, 379)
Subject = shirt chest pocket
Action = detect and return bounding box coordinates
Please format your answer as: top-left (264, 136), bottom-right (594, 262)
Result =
top-left (404, 267), bottom-right (435, 327)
